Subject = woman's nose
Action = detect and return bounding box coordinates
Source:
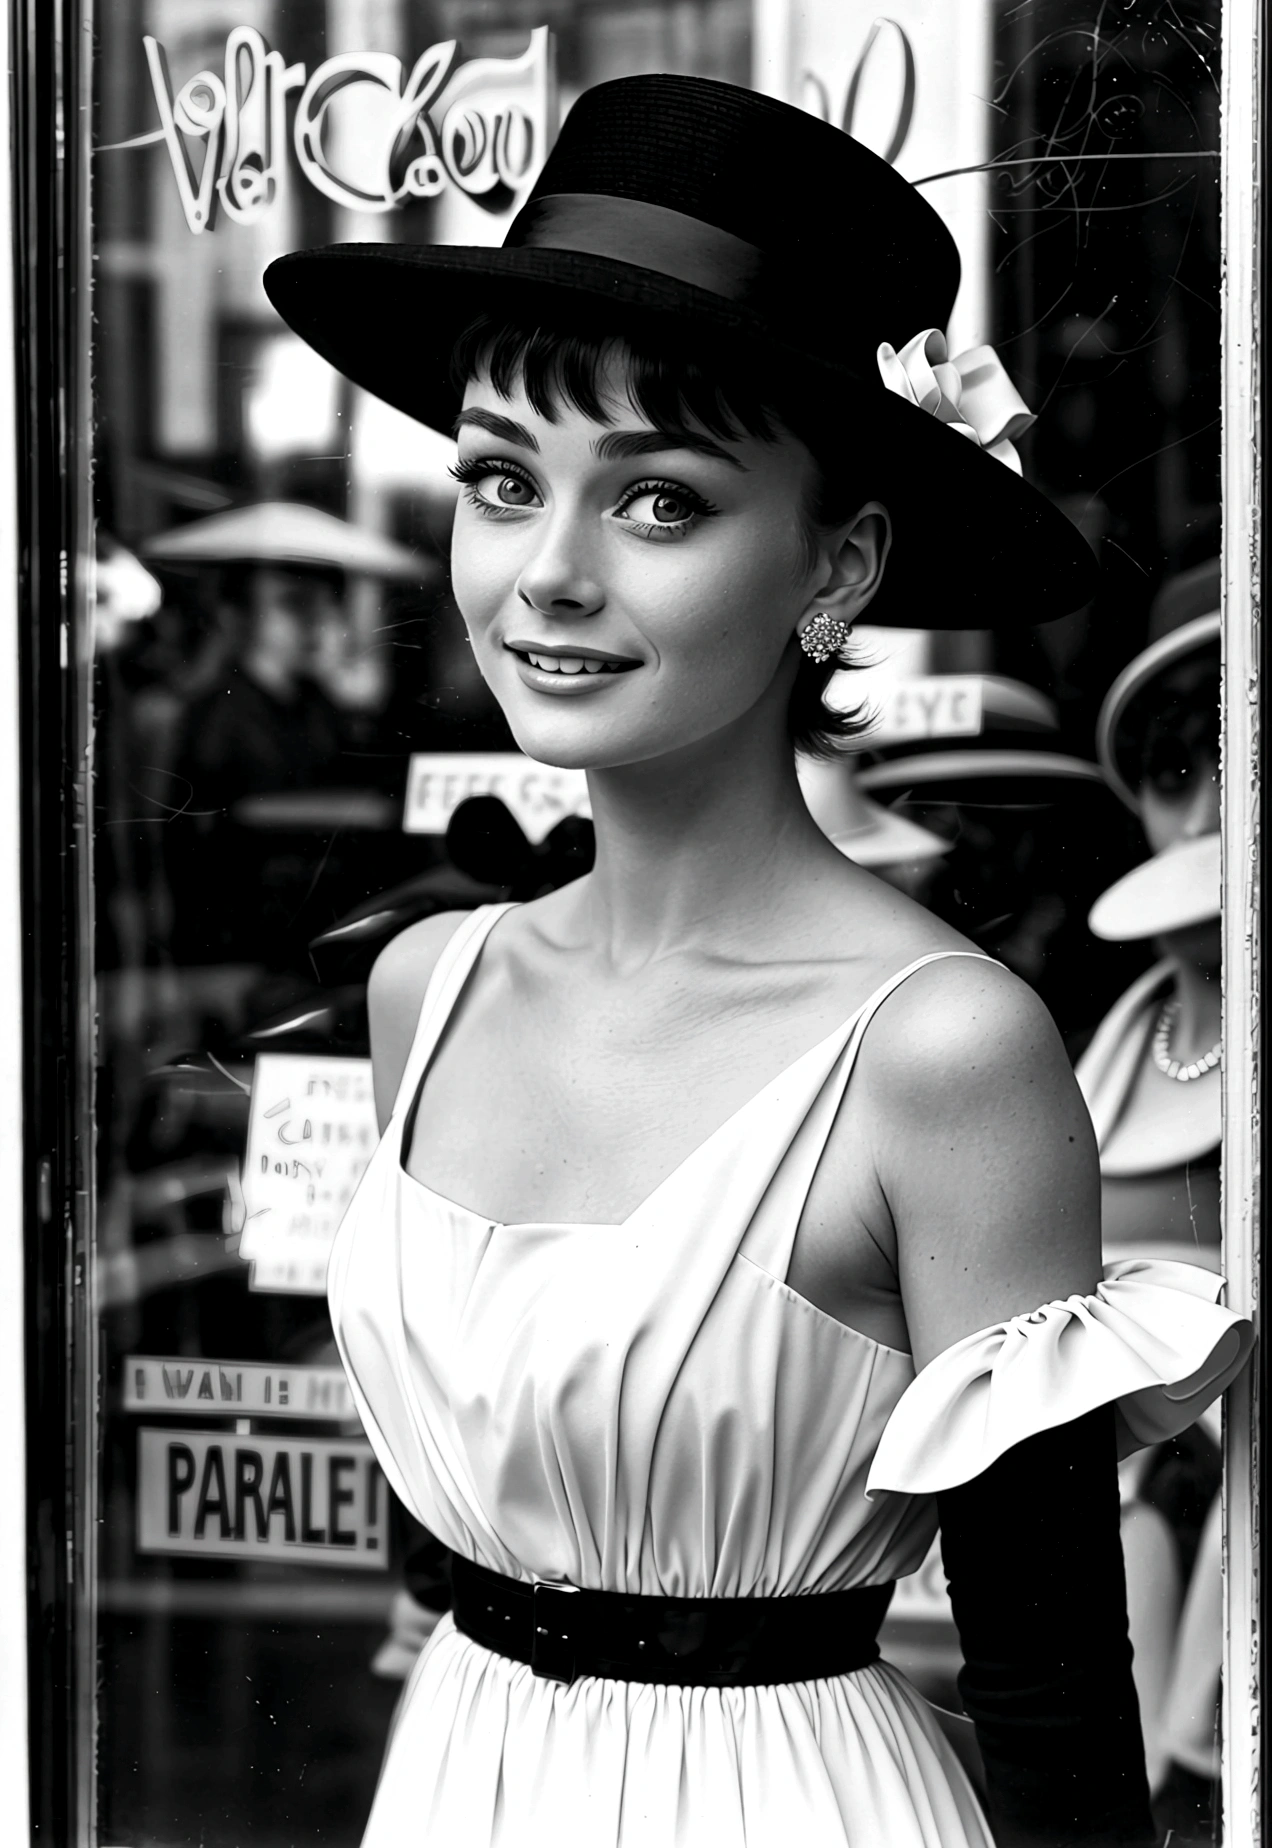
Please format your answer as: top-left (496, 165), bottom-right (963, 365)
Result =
top-left (515, 512), bottom-right (604, 619)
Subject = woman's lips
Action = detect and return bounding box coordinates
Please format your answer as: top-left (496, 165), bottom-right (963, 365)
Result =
top-left (503, 642), bottom-right (642, 696)
top-left (503, 641), bottom-right (642, 678)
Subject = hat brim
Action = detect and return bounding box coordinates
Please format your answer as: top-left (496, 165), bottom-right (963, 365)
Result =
top-left (263, 243), bottom-right (1097, 629)
top-left (1096, 612), bottom-right (1221, 811)
top-left (827, 800), bottom-right (951, 867)
top-left (142, 501), bottom-right (428, 579)
top-left (1088, 832), bottom-right (1220, 941)
top-left (857, 748), bottom-right (1109, 808)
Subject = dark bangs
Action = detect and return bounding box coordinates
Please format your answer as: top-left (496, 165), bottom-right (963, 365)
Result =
top-left (450, 313), bottom-right (873, 759)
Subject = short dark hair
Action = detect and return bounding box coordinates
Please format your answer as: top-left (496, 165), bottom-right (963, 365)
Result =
top-left (450, 314), bottom-right (876, 757)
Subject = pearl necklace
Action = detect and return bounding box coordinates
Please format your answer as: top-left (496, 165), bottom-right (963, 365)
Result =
top-left (1152, 1000), bottom-right (1222, 1083)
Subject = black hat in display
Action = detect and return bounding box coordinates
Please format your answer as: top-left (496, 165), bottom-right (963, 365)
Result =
top-left (1096, 559), bottom-right (1221, 810)
top-left (264, 75), bottom-right (1096, 629)
top-left (855, 674), bottom-right (1107, 807)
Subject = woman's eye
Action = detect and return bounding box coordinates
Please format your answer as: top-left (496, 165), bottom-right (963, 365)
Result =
top-left (616, 487), bottom-right (703, 530)
top-left (476, 471), bottom-right (538, 508)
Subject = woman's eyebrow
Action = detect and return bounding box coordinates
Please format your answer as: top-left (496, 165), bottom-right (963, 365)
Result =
top-left (593, 428), bottom-right (747, 469)
top-left (452, 408), bottom-right (538, 449)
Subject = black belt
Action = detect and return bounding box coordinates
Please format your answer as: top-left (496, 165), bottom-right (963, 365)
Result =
top-left (449, 1554), bottom-right (894, 1687)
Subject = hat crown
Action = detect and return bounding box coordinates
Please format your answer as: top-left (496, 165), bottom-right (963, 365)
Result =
top-left (514, 75), bottom-right (961, 347)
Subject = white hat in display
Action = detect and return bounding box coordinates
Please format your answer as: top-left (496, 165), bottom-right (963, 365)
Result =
top-left (1087, 831), bottom-right (1220, 942)
top-left (1095, 560), bottom-right (1220, 812)
top-left (142, 501), bottom-right (425, 579)
top-left (797, 757), bottom-right (949, 867)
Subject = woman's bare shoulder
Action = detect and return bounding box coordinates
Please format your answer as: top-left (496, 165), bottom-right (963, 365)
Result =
top-left (366, 910), bottom-right (472, 1130)
top-left (851, 951), bottom-right (1101, 1365)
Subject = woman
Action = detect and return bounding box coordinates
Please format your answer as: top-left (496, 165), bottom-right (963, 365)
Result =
top-left (265, 78), bottom-right (1249, 1847)
top-left (1081, 560), bottom-right (1225, 1819)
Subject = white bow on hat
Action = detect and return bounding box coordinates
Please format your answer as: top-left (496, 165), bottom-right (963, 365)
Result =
top-left (876, 329), bottom-right (1036, 474)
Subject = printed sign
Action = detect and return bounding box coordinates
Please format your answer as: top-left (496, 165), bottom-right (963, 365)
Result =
top-left (119, 26), bottom-right (555, 235)
top-left (125, 1356), bottom-right (356, 1423)
top-left (137, 1429), bottom-right (387, 1568)
top-left (403, 752), bottom-right (591, 845)
top-left (868, 677), bottom-right (984, 747)
top-left (239, 1055), bottom-right (378, 1296)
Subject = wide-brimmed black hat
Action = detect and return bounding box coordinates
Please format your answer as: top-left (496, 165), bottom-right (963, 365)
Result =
top-left (264, 76), bottom-right (1095, 630)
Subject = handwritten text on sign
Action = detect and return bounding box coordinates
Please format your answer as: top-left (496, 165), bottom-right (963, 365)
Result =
top-left (125, 1356), bottom-right (356, 1423)
top-left (240, 1055), bottom-right (378, 1295)
top-left (135, 26), bottom-right (553, 234)
top-left (403, 752), bottom-right (590, 845)
top-left (137, 1429), bottom-right (387, 1568)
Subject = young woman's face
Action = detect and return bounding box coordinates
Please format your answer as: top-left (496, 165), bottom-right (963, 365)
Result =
top-left (1136, 660), bottom-right (1220, 855)
top-left (449, 357), bottom-right (840, 771)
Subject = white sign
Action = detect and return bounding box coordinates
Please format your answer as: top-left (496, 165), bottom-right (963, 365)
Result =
top-left (137, 1428), bottom-right (387, 1568)
top-left (868, 677), bottom-right (984, 747)
top-left (248, 1255), bottom-right (332, 1298)
top-left (755, 3), bottom-right (994, 350)
top-left (126, 26), bottom-right (555, 235)
top-left (125, 1356), bottom-right (356, 1423)
top-left (403, 752), bottom-right (590, 845)
top-left (239, 1055), bottom-right (379, 1295)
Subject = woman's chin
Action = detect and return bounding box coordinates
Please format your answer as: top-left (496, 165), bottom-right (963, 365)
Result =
top-left (504, 710), bottom-right (645, 773)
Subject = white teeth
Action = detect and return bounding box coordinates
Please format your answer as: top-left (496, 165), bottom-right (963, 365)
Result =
top-left (520, 649), bottom-right (636, 676)
top-left (526, 652), bottom-right (609, 675)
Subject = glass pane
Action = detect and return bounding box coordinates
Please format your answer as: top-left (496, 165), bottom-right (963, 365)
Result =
top-left (89, 7), bottom-right (751, 1845)
top-left (787, 7), bottom-right (1224, 1838)
top-left (81, 3), bottom-right (1228, 1845)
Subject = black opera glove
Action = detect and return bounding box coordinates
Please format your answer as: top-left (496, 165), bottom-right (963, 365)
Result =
top-left (937, 1405), bottom-right (1157, 1847)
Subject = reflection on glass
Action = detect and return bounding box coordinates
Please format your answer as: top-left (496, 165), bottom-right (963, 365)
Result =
top-left (85, 2), bottom-right (1224, 1843)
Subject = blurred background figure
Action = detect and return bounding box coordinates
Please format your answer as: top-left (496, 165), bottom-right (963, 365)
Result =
top-left (851, 672), bottom-right (1137, 1049)
top-left (1079, 560), bottom-right (1223, 1838)
top-left (142, 502), bottom-right (436, 980)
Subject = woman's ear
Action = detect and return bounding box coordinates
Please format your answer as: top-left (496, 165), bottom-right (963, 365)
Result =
top-left (796, 501), bottom-right (892, 638)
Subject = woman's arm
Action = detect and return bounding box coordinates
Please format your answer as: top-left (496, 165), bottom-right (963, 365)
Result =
top-left (863, 958), bottom-right (1101, 1369)
top-left (862, 961), bottom-right (1154, 1844)
top-left (366, 910), bottom-right (469, 1134)
top-left (938, 1409), bottom-right (1154, 1846)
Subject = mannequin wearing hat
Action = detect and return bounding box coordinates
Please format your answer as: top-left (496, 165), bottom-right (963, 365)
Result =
top-left (263, 77), bottom-right (1250, 1848)
top-left (1078, 561), bottom-right (1224, 1818)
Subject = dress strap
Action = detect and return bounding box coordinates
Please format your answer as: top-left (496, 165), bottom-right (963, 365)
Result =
top-left (738, 949), bottom-right (996, 1281)
top-left (388, 903), bottom-right (518, 1124)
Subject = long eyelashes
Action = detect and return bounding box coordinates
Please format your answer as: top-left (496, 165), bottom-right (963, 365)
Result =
top-left (449, 455), bottom-right (539, 520)
top-left (613, 478), bottom-right (719, 538)
top-left (449, 456), bottom-right (720, 538)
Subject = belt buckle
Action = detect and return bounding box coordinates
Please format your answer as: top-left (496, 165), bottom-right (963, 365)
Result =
top-left (530, 1580), bottom-right (580, 1684)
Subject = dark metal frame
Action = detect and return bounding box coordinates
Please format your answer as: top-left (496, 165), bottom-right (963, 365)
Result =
top-left (14, 0), bottom-right (95, 1838)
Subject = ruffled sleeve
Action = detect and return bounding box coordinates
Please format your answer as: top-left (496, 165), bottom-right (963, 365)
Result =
top-left (866, 1258), bottom-right (1253, 1498)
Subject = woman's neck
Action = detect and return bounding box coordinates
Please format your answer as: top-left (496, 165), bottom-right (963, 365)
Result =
top-left (576, 715), bottom-right (841, 967)
top-left (1158, 947), bottom-right (1222, 1058)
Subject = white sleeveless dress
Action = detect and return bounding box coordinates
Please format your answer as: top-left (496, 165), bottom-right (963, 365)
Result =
top-left (329, 904), bottom-right (1252, 1848)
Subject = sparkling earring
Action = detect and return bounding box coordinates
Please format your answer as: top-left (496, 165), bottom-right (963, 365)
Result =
top-left (799, 612), bottom-right (854, 664)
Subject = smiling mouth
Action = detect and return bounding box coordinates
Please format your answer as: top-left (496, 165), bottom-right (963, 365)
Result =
top-left (505, 643), bottom-right (641, 676)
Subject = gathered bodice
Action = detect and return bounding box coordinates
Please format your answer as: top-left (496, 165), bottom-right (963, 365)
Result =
top-left (330, 905), bottom-right (956, 1597)
top-left (330, 906), bottom-right (1250, 1607)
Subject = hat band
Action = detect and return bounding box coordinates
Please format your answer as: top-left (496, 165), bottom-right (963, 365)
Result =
top-left (505, 193), bottom-right (765, 302)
